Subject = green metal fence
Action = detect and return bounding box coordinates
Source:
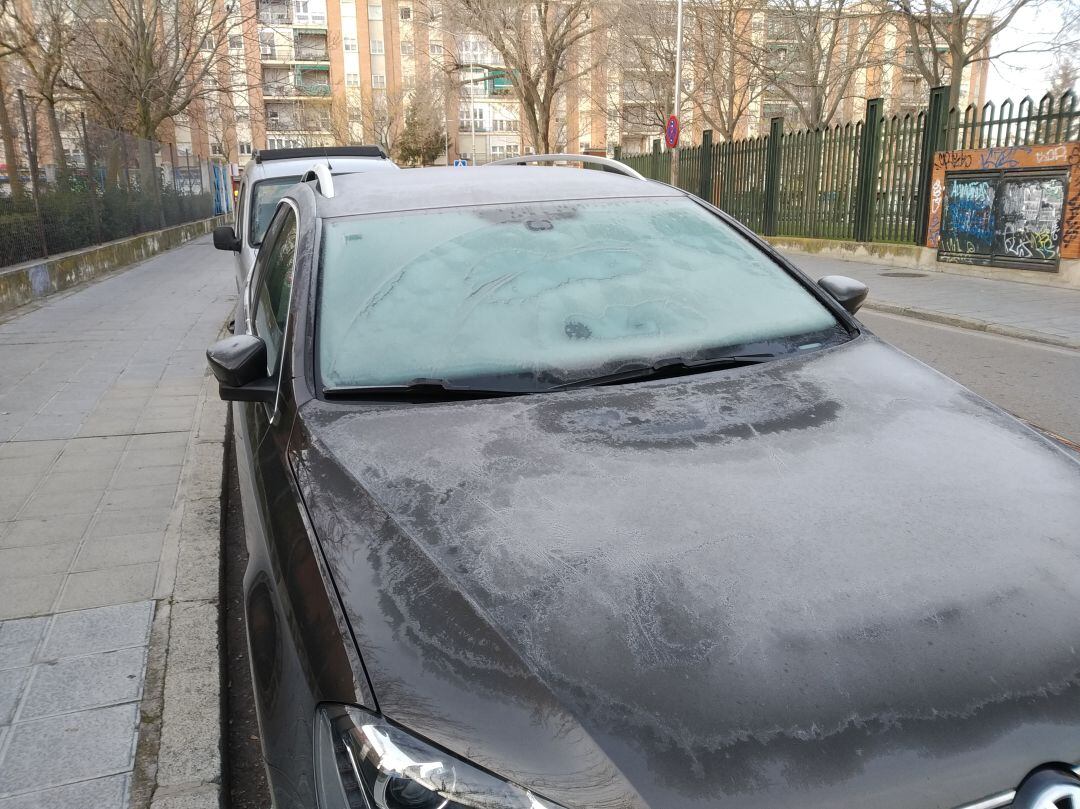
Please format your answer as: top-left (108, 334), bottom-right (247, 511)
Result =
top-left (615, 87), bottom-right (1078, 248)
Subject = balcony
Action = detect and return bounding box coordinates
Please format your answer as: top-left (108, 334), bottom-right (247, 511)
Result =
top-left (258, 5), bottom-right (291, 23)
top-left (294, 48), bottom-right (329, 61)
top-left (266, 118), bottom-right (331, 131)
top-left (263, 82), bottom-right (331, 98)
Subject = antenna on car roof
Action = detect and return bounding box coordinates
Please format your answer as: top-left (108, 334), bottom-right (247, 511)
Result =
top-left (322, 145), bottom-right (332, 172)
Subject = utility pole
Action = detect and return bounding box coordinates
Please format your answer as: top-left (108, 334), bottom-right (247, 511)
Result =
top-left (670, 0), bottom-right (685, 185)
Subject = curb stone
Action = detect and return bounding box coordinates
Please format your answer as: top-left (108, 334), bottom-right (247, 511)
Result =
top-left (862, 300), bottom-right (1080, 351)
top-left (131, 369), bottom-right (228, 809)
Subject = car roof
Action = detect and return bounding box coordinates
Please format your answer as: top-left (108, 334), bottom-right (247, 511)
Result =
top-left (313, 166), bottom-right (684, 218)
top-left (242, 155), bottom-right (398, 182)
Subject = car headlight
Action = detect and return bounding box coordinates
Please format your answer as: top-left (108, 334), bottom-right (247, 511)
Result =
top-left (315, 705), bottom-right (564, 809)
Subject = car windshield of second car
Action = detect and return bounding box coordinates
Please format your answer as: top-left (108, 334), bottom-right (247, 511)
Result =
top-left (249, 177), bottom-right (300, 246)
top-left (317, 196), bottom-right (849, 394)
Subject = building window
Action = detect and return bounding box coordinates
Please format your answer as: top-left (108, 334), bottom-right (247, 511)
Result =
top-left (370, 39), bottom-right (384, 54)
top-left (211, 142), bottom-right (224, 155)
top-left (399, 5), bottom-right (410, 18)
top-left (372, 74), bottom-right (386, 88)
top-left (400, 40), bottom-right (413, 56)
top-left (345, 72), bottom-right (360, 86)
top-left (429, 42), bottom-right (443, 56)
top-left (228, 33), bottom-right (243, 49)
top-left (343, 35), bottom-right (358, 51)
top-left (239, 141), bottom-right (252, 155)
top-left (259, 30), bottom-right (275, 57)
top-left (367, 3), bottom-right (382, 18)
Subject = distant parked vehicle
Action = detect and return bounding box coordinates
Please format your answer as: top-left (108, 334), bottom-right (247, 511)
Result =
top-left (207, 156), bottom-right (1080, 809)
top-left (212, 145), bottom-right (397, 304)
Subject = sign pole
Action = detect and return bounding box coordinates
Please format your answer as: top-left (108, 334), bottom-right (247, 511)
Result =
top-left (670, 0), bottom-right (685, 185)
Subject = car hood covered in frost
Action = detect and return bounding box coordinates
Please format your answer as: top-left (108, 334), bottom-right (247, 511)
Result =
top-left (292, 334), bottom-right (1080, 809)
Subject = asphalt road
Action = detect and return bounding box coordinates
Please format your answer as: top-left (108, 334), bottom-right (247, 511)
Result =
top-left (860, 310), bottom-right (1080, 444)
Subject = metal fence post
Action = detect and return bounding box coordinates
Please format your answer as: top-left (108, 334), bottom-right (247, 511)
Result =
top-left (853, 98), bottom-right (883, 242)
top-left (914, 86), bottom-right (950, 245)
top-left (699, 130), bottom-right (713, 202)
top-left (763, 117), bottom-right (783, 236)
top-left (652, 138), bottom-right (661, 181)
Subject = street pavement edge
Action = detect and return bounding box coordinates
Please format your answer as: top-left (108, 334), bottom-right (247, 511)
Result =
top-left (131, 366), bottom-right (229, 809)
top-left (862, 300), bottom-right (1080, 351)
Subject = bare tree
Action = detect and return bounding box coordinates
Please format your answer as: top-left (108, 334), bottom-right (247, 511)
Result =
top-left (747, 0), bottom-right (889, 130)
top-left (890, 0), bottom-right (1044, 108)
top-left (0, 0), bottom-right (77, 182)
top-left (607, 0), bottom-right (676, 140)
top-left (0, 67), bottom-right (23, 196)
top-left (691, 0), bottom-right (767, 140)
top-left (360, 87), bottom-right (408, 155)
top-left (66, 0), bottom-right (247, 197)
top-left (442, 0), bottom-right (603, 153)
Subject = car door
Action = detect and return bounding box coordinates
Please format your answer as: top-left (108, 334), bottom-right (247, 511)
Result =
top-left (233, 202), bottom-right (359, 808)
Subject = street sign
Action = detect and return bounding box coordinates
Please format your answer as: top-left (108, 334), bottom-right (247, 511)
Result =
top-left (453, 159), bottom-right (469, 167)
top-left (665, 115), bottom-right (680, 149)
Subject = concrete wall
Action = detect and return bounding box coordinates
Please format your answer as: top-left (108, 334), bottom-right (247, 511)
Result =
top-left (765, 236), bottom-right (1080, 290)
top-left (0, 217), bottom-right (227, 316)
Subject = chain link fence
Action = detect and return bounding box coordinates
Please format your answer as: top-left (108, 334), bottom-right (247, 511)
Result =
top-left (1, 117), bottom-right (231, 269)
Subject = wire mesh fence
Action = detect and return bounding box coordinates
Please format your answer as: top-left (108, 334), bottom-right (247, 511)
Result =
top-left (616, 88), bottom-right (1079, 248)
top-left (1, 117), bottom-right (230, 269)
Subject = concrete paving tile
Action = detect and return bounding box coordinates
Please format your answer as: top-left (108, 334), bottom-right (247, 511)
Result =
top-left (0, 454), bottom-right (55, 475)
top-left (0, 514), bottom-right (92, 548)
top-left (50, 453), bottom-right (120, 475)
top-left (0, 617), bottom-right (48, 670)
top-left (57, 564), bottom-right (158, 612)
top-left (0, 667), bottom-right (29, 723)
top-left (0, 703), bottom-right (138, 796)
top-left (118, 447), bottom-right (187, 470)
top-left (91, 508), bottom-right (171, 539)
top-left (0, 544), bottom-right (77, 581)
top-left (33, 471), bottom-right (108, 496)
top-left (41, 602), bottom-right (152, 660)
top-left (20, 489), bottom-right (103, 519)
top-left (73, 532), bottom-right (165, 572)
top-left (0, 773), bottom-right (127, 809)
top-left (127, 432), bottom-right (188, 450)
top-left (110, 465), bottom-right (181, 490)
top-left (134, 417), bottom-right (195, 433)
top-left (11, 419), bottom-right (82, 442)
top-left (0, 576), bottom-right (62, 621)
top-left (101, 484), bottom-right (176, 511)
top-left (0, 443), bottom-right (63, 462)
top-left (61, 436), bottom-right (127, 455)
top-left (20, 647), bottom-right (145, 719)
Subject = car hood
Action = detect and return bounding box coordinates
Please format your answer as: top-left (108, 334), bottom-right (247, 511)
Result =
top-left (292, 335), bottom-right (1080, 809)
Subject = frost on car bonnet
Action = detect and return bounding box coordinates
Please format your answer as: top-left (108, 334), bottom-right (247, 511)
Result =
top-left (299, 333), bottom-right (1080, 806)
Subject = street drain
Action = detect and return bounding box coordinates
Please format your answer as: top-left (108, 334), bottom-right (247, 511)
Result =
top-left (880, 271), bottom-right (927, 278)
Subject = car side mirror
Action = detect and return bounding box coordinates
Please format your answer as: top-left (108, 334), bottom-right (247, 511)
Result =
top-left (213, 225), bottom-right (241, 252)
top-left (817, 275), bottom-right (869, 315)
top-left (206, 335), bottom-right (276, 403)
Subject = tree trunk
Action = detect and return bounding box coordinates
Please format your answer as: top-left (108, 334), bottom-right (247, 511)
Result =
top-left (948, 50), bottom-right (966, 109)
top-left (137, 135), bottom-right (163, 229)
top-left (0, 75), bottom-right (24, 198)
top-left (44, 99), bottom-right (68, 188)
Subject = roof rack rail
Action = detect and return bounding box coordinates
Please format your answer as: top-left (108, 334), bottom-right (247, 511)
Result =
top-left (300, 164), bottom-right (335, 198)
top-left (486, 153), bottom-right (646, 181)
top-left (253, 145), bottom-right (387, 163)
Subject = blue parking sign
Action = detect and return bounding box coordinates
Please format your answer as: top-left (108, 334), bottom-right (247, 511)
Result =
top-left (453, 159), bottom-right (468, 167)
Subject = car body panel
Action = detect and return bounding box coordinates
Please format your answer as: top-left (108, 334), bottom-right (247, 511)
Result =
top-left (290, 334), bottom-right (1080, 809)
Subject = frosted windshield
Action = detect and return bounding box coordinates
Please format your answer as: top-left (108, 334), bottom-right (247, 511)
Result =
top-left (317, 197), bottom-right (841, 389)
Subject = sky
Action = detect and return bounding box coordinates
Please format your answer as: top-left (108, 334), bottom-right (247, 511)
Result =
top-left (984, 2), bottom-right (1069, 101)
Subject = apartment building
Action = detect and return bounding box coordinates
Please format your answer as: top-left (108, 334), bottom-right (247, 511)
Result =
top-left (221, 0), bottom-right (530, 163)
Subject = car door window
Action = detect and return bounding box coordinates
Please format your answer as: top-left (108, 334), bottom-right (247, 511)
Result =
top-left (252, 208), bottom-right (298, 377)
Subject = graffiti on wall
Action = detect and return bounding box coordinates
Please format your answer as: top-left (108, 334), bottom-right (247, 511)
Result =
top-left (993, 177), bottom-right (1065, 261)
top-left (939, 178), bottom-right (995, 256)
top-left (927, 141), bottom-right (1080, 268)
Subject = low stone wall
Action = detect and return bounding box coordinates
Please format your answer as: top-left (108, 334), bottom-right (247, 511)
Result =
top-left (0, 216), bottom-right (227, 315)
top-left (765, 235), bottom-right (1080, 290)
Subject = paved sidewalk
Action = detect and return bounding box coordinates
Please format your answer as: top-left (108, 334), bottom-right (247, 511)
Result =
top-left (780, 251), bottom-right (1080, 349)
top-left (0, 236), bottom-right (234, 808)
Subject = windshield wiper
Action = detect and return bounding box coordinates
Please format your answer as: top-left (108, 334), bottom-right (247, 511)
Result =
top-left (550, 354), bottom-right (775, 391)
top-left (324, 378), bottom-right (525, 400)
